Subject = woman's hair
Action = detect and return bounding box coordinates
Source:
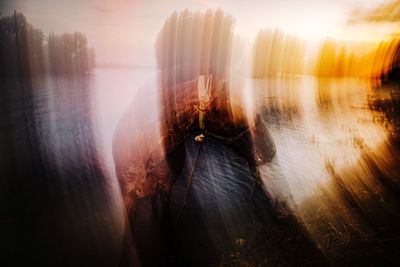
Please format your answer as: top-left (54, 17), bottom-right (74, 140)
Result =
top-left (156, 8), bottom-right (235, 87)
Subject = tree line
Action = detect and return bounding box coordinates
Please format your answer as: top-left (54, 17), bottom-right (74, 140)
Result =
top-left (251, 28), bottom-right (400, 80)
top-left (0, 11), bottom-right (95, 78)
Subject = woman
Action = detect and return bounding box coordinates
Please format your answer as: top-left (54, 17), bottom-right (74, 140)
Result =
top-left (113, 9), bottom-right (276, 266)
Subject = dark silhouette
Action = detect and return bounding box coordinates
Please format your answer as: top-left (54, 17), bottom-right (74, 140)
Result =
top-left (0, 11), bottom-right (121, 267)
top-left (113, 9), bottom-right (325, 267)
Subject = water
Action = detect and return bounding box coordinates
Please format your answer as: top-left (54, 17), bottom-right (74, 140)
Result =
top-left (1, 67), bottom-right (398, 265)
top-left (93, 69), bottom-right (399, 263)
top-left (247, 76), bottom-right (400, 262)
top-left (251, 77), bottom-right (391, 203)
top-left (0, 68), bottom-right (156, 265)
top-left (91, 68), bottom-right (398, 222)
top-left (89, 68), bottom-right (393, 207)
top-left (91, 69), bottom-right (395, 205)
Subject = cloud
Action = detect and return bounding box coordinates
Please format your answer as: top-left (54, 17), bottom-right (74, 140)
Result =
top-left (348, 0), bottom-right (400, 24)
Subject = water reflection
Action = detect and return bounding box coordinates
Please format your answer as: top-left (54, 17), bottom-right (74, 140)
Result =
top-left (252, 75), bottom-right (400, 264)
top-left (0, 72), bottom-right (125, 266)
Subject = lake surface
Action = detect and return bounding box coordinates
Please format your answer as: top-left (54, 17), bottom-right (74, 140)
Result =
top-left (251, 77), bottom-right (393, 201)
top-left (1, 67), bottom-right (398, 265)
top-left (93, 69), bottom-right (399, 264)
top-left (92, 69), bottom-right (396, 204)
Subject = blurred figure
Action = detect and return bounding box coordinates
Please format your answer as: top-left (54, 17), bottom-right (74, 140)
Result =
top-left (113, 9), bottom-right (277, 267)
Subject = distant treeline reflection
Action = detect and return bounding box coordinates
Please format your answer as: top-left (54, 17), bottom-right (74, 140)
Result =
top-left (0, 11), bottom-right (95, 77)
top-left (252, 29), bottom-right (400, 80)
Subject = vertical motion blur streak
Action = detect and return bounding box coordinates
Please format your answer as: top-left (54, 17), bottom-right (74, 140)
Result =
top-left (1, 0), bottom-right (400, 266)
top-left (0, 12), bottom-right (123, 266)
top-left (249, 1), bottom-right (400, 265)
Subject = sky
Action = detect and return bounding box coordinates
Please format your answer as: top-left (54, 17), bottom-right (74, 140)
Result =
top-left (1, 0), bottom-right (396, 66)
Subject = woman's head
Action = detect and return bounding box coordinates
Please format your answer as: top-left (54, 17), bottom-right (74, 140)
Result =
top-left (156, 9), bottom-right (235, 87)
top-left (156, 9), bottom-right (252, 152)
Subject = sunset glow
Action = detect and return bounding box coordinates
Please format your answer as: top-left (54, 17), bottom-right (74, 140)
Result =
top-left (2, 0), bottom-right (400, 266)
